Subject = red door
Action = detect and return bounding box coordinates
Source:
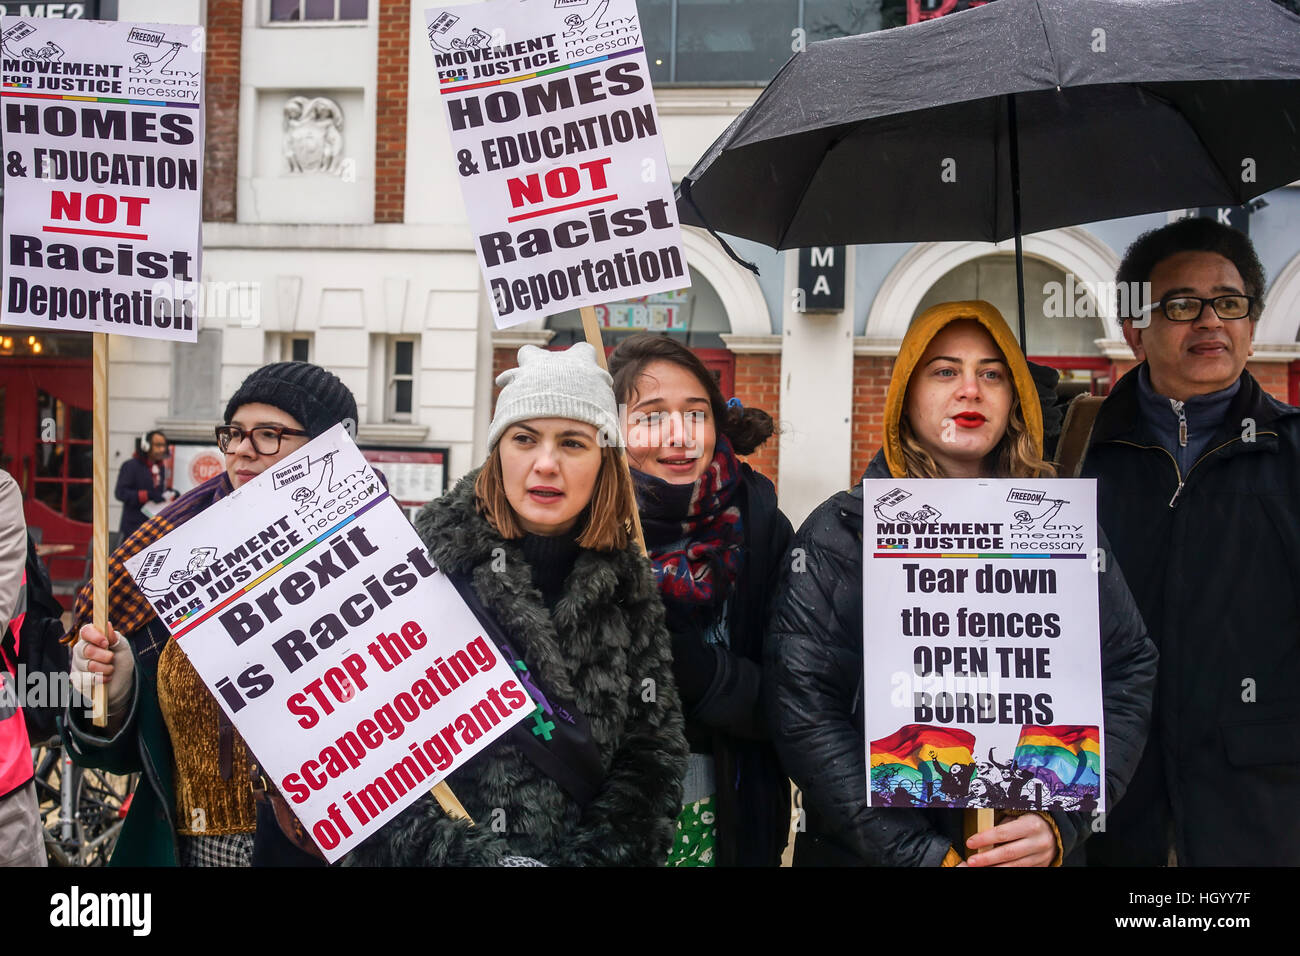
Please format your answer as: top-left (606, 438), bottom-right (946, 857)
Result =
top-left (0, 356), bottom-right (93, 586)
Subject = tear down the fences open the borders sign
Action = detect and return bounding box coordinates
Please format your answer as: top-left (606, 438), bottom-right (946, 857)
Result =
top-left (122, 425), bottom-right (531, 862)
top-left (862, 478), bottom-right (1106, 813)
top-left (425, 0), bottom-right (690, 329)
top-left (0, 16), bottom-right (203, 342)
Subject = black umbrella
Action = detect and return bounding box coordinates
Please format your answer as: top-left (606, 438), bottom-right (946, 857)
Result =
top-left (676, 0), bottom-right (1300, 347)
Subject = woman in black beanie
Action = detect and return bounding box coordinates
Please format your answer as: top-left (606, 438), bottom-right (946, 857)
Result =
top-left (64, 362), bottom-right (358, 867)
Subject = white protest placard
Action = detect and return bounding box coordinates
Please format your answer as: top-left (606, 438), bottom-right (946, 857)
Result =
top-left (425, 0), bottom-right (689, 328)
top-left (122, 425), bottom-right (532, 861)
top-left (1, 17), bottom-right (203, 341)
top-left (862, 478), bottom-right (1105, 813)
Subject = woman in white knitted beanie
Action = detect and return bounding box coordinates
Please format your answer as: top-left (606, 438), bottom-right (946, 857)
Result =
top-left (351, 343), bottom-right (687, 867)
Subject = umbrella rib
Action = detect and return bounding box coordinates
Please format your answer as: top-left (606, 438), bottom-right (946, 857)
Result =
top-left (1031, 0), bottom-right (1061, 87)
top-left (993, 96), bottom-right (1001, 242)
top-left (1157, 86), bottom-right (1249, 205)
top-left (727, 48), bottom-right (808, 149)
top-left (773, 130), bottom-right (847, 250)
top-left (1111, 83), bottom-right (1246, 210)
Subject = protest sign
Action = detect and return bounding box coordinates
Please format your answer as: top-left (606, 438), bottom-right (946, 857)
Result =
top-left (863, 478), bottom-right (1105, 812)
top-left (425, 0), bottom-right (690, 328)
top-left (122, 425), bottom-right (531, 861)
top-left (1, 16), bottom-right (203, 341)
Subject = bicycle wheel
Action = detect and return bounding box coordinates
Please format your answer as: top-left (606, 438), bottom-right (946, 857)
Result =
top-left (29, 741), bottom-right (137, 866)
top-left (74, 766), bottom-right (137, 866)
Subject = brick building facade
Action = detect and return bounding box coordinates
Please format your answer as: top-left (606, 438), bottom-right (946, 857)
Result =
top-left (79, 2), bottom-right (1300, 537)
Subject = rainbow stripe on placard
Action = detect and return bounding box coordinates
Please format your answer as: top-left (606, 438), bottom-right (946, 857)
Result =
top-left (169, 490), bottom-right (390, 640)
top-left (438, 46), bottom-right (643, 94)
top-left (872, 552), bottom-right (1087, 559)
top-left (0, 89), bottom-right (201, 108)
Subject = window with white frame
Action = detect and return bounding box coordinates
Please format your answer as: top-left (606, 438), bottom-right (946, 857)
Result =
top-left (280, 334), bottom-right (313, 363)
top-left (269, 0), bottom-right (369, 23)
top-left (386, 337), bottom-right (417, 422)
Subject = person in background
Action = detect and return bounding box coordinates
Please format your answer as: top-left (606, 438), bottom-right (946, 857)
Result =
top-left (766, 300), bottom-right (1156, 866)
top-left (115, 429), bottom-right (175, 539)
top-left (64, 362), bottom-right (358, 866)
top-left (0, 470), bottom-right (45, 866)
top-left (609, 334), bottom-right (794, 867)
top-left (1082, 218), bottom-right (1300, 865)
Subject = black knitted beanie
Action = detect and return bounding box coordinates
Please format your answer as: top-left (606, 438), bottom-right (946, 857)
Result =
top-left (223, 361), bottom-right (358, 438)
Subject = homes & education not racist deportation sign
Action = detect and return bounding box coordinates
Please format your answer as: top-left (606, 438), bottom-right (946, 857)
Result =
top-left (1, 17), bottom-right (203, 341)
top-left (122, 425), bottom-right (532, 861)
top-left (425, 0), bottom-right (690, 328)
top-left (863, 478), bottom-right (1106, 813)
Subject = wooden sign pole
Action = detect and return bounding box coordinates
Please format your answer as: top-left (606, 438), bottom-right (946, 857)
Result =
top-left (431, 781), bottom-right (472, 822)
top-left (91, 332), bottom-right (108, 727)
top-left (964, 807), bottom-right (995, 857)
top-left (580, 305), bottom-right (647, 557)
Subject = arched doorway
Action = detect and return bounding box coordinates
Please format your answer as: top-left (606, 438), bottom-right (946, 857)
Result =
top-left (913, 254), bottom-right (1113, 396)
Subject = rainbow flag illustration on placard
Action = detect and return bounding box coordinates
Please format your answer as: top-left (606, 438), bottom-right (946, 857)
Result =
top-left (870, 724), bottom-right (976, 806)
top-left (1013, 724), bottom-right (1101, 797)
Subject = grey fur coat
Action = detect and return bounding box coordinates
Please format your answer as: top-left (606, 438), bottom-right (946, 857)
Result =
top-left (346, 469), bottom-right (687, 866)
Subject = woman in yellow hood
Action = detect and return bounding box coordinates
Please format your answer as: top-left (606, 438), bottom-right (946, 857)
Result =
top-left (764, 301), bottom-right (1157, 868)
top-left (882, 300), bottom-right (1052, 482)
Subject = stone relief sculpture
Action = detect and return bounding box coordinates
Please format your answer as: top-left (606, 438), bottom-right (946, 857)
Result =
top-left (283, 95), bottom-right (344, 174)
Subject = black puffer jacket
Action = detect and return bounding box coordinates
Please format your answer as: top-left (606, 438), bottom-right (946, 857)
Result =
top-left (1083, 367), bottom-right (1300, 866)
top-left (764, 452), bottom-right (1157, 865)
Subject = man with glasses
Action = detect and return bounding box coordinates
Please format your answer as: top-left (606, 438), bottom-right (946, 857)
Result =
top-left (1082, 218), bottom-right (1300, 865)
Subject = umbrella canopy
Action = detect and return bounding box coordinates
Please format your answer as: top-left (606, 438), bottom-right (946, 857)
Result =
top-left (677, 0), bottom-right (1300, 250)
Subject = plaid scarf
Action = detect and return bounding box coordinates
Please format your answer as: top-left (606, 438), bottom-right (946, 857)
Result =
top-left (69, 473), bottom-right (232, 669)
top-left (632, 435), bottom-right (744, 609)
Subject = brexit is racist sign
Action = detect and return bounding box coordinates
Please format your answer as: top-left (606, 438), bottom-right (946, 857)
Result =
top-left (1, 17), bottom-right (203, 340)
top-left (425, 0), bottom-right (689, 328)
top-left (123, 426), bottom-right (531, 860)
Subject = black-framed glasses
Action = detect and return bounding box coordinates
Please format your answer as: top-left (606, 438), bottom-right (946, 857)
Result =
top-left (1151, 294), bottom-right (1254, 323)
top-left (215, 424), bottom-right (310, 455)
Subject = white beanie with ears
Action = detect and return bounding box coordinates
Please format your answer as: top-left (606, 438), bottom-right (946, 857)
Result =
top-left (487, 342), bottom-right (623, 450)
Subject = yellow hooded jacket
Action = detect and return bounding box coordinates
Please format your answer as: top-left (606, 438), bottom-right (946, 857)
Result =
top-left (881, 300), bottom-right (1044, 480)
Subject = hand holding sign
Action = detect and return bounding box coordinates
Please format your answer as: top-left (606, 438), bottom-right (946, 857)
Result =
top-left (963, 812), bottom-right (1057, 867)
top-left (69, 620), bottom-right (134, 719)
